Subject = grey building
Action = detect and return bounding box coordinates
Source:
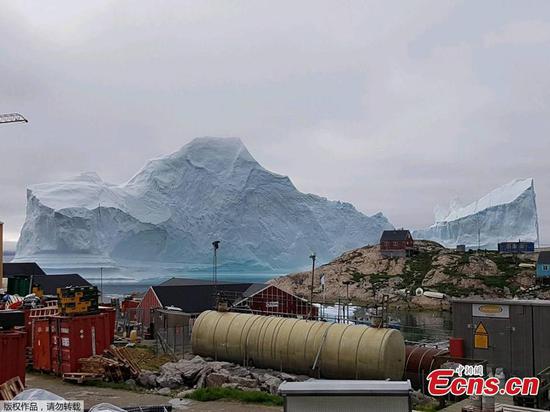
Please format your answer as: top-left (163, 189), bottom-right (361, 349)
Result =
top-left (452, 298), bottom-right (550, 378)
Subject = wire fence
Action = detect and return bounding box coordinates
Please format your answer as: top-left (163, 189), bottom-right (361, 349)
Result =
top-left (155, 324), bottom-right (192, 358)
top-left (117, 290), bottom-right (451, 356)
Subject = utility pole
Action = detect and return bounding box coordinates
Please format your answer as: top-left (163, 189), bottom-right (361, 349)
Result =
top-left (0, 113), bottom-right (28, 290)
top-left (309, 253), bottom-right (316, 319)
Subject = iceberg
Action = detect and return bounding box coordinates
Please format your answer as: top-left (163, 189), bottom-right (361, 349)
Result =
top-left (15, 137), bottom-right (393, 270)
top-left (414, 178), bottom-right (539, 250)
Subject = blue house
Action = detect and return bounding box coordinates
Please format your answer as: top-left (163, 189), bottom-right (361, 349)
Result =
top-left (498, 241), bottom-right (535, 254)
top-left (536, 251), bottom-right (550, 280)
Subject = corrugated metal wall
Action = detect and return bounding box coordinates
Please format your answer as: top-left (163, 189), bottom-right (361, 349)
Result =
top-left (137, 287), bottom-right (162, 326)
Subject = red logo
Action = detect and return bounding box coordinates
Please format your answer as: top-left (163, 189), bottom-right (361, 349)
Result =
top-left (427, 369), bottom-right (539, 397)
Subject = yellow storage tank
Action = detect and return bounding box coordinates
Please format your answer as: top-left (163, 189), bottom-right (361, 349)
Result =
top-left (192, 310), bottom-right (405, 380)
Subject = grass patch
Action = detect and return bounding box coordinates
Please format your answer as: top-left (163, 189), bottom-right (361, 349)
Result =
top-left (125, 346), bottom-right (173, 371)
top-left (369, 273), bottom-right (391, 284)
top-left (480, 276), bottom-right (508, 289)
top-left (490, 254), bottom-right (521, 277)
top-left (402, 251), bottom-right (437, 289)
top-left (349, 271), bottom-right (365, 283)
top-left (435, 282), bottom-right (483, 297)
top-left (186, 387), bottom-right (283, 406)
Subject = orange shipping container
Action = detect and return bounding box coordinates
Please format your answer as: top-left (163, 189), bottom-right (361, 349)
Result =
top-left (33, 318), bottom-right (53, 371)
top-left (33, 313), bottom-right (114, 374)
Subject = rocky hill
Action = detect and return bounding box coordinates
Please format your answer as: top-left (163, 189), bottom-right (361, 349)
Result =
top-left (270, 240), bottom-right (547, 310)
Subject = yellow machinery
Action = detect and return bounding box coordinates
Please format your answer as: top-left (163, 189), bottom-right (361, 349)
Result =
top-left (192, 310), bottom-right (405, 380)
top-left (57, 286), bottom-right (99, 315)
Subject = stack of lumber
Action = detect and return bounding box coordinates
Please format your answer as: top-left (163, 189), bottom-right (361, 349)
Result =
top-left (78, 345), bottom-right (141, 382)
top-left (62, 372), bottom-right (103, 384)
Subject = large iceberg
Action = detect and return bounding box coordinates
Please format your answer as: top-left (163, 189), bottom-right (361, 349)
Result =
top-left (414, 178), bottom-right (539, 249)
top-left (15, 137), bottom-right (393, 270)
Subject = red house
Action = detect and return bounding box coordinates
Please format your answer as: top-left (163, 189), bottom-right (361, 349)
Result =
top-left (380, 229), bottom-right (414, 257)
top-left (232, 284), bottom-right (318, 318)
top-left (137, 280), bottom-right (318, 328)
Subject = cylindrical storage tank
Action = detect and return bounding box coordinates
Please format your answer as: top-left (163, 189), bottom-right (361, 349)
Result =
top-left (405, 345), bottom-right (449, 390)
top-left (192, 311), bottom-right (405, 380)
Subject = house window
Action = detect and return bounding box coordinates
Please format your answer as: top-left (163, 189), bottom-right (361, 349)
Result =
top-left (544, 265), bottom-right (549, 271)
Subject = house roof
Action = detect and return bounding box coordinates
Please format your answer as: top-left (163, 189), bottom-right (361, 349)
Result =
top-left (538, 251), bottom-right (550, 265)
top-left (34, 274), bottom-right (92, 295)
top-left (3, 262), bottom-right (47, 278)
top-left (380, 230), bottom-right (411, 242)
top-left (243, 283), bottom-right (268, 297)
top-left (151, 283), bottom-right (265, 313)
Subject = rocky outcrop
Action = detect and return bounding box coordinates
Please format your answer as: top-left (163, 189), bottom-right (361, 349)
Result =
top-left (138, 355), bottom-right (308, 396)
top-left (270, 240), bottom-right (542, 309)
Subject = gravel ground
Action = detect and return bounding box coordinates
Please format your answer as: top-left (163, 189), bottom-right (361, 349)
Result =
top-left (25, 373), bottom-right (282, 412)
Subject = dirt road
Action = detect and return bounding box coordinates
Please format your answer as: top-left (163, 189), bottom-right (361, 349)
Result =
top-left (25, 373), bottom-right (282, 411)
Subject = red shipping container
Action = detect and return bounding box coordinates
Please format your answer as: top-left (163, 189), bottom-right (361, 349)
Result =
top-left (33, 318), bottom-right (53, 371)
top-left (50, 313), bottom-right (112, 374)
top-left (23, 309), bottom-right (33, 348)
top-left (100, 307), bottom-right (116, 343)
top-left (0, 331), bottom-right (26, 386)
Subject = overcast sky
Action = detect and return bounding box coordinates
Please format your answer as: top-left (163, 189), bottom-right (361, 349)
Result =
top-left (1, 1), bottom-right (549, 244)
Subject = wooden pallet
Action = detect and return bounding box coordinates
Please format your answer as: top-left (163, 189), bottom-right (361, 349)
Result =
top-left (62, 372), bottom-right (103, 384)
top-left (0, 376), bottom-right (25, 400)
top-left (78, 345), bottom-right (142, 383)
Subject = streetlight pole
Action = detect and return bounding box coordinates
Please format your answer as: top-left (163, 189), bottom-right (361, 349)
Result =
top-left (309, 253), bottom-right (316, 319)
top-left (343, 280), bottom-right (352, 323)
top-left (212, 240), bottom-right (220, 289)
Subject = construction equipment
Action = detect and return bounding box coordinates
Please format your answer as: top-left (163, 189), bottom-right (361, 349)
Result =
top-left (57, 285), bottom-right (99, 315)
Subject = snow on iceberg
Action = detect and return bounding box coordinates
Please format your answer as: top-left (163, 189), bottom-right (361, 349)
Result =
top-left (414, 178), bottom-right (539, 250)
top-left (15, 137), bottom-right (393, 270)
